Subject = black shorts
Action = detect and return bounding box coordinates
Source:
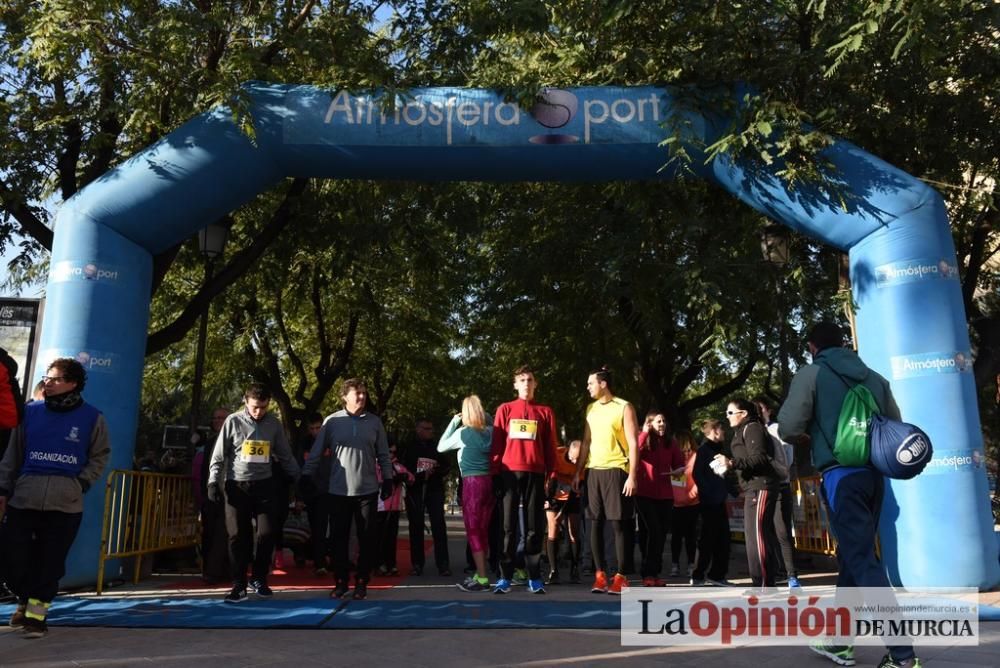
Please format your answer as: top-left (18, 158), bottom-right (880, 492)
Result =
top-left (547, 495), bottom-right (581, 516)
top-left (586, 468), bottom-right (633, 521)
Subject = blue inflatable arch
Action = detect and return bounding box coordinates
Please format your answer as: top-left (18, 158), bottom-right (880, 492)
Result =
top-left (42, 83), bottom-right (998, 588)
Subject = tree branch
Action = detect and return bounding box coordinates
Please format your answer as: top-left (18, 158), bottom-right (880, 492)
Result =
top-left (273, 286), bottom-right (309, 402)
top-left (145, 178), bottom-right (309, 356)
top-left (311, 264), bottom-right (332, 368)
top-left (80, 51), bottom-right (123, 188)
top-left (53, 79), bottom-right (82, 201)
top-left (0, 178), bottom-right (53, 249)
top-left (332, 311), bottom-right (361, 376)
top-left (669, 358), bottom-right (706, 400)
top-left (680, 356), bottom-right (759, 415)
top-left (371, 362), bottom-right (403, 415)
top-left (150, 242), bottom-right (184, 297)
top-left (261, 0), bottom-right (319, 66)
top-left (961, 204), bottom-right (997, 317)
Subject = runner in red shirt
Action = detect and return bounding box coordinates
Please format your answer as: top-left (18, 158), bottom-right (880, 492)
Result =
top-left (489, 365), bottom-right (558, 594)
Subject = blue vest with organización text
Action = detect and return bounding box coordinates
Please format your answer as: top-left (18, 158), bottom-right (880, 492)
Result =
top-left (20, 401), bottom-right (100, 478)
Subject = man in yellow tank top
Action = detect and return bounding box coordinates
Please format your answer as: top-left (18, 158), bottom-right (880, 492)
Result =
top-left (572, 367), bottom-right (638, 595)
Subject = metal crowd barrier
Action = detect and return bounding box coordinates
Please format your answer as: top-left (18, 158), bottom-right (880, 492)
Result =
top-left (726, 475), bottom-right (837, 556)
top-left (96, 469), bottom-right (199, 594)
top-left (790, 475), bottom-right (837, 555)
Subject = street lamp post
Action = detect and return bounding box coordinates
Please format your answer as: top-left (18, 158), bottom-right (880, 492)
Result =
top-left (190, 223), bottom-right (229, 435)
top-left (760, 224), bottom-right (791, 391)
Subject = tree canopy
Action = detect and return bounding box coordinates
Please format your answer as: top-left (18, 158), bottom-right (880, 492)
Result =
top-left (2, 2), bottom-right (997, 463)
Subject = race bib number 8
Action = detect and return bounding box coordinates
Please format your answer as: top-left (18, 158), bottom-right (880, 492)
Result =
top-left (241, 439), bottom-right (271, 464)
top-left (509, 419), bottom-right (538, 440)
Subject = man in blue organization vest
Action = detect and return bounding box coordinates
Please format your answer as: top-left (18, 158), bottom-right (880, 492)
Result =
top-left (778, 322), bottom-right (920, 668)
top-left (0, 357), bottom-right (110, 639)
top-left (207, 383), bottom-right (300, 603)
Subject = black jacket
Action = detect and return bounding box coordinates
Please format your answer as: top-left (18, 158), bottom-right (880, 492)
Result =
top-left (730, 420), bottom-right (780, 492)
top-left (401, 438), bottom-right (452, 490)
top-left (693, 439), bottom-right (737, 505)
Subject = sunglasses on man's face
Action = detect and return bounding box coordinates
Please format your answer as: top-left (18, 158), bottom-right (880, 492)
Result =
top-left (726, 409), bottom-right (746, 416)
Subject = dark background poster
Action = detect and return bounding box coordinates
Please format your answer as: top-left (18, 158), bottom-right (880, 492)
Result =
top-left (0, 298), bottom-right (43, 397)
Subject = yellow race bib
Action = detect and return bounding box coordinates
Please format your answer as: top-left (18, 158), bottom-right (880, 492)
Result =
top-left (670, 474), bottom-right (687, 489)
top-left (240, 439), bottom-right (271, 464)
top-left (509, 419), bottom-right (538, 440)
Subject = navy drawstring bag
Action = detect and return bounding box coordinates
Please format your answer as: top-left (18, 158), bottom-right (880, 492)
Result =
top-left (868, 414), bottom-right (933, 480)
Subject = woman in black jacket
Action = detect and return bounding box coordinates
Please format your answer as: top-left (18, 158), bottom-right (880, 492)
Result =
top-left (713, 398), bottom-right (781, 594)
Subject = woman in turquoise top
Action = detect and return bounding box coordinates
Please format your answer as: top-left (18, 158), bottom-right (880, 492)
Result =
top-left (438, 395), bottom-right (493, 591)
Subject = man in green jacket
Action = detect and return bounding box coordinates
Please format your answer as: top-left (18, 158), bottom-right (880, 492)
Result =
top-left (779, 322), bottom-right (919, 668)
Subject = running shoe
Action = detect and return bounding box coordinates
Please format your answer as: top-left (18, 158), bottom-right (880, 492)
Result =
top-left (545, 570), bottom-right (561, 585)
top-left (876, 653), bottom-right (922, 668)
top-left (669, 565), bottom-right (680, 577)
top-left (352, 581), bottom-right (368, 600)
top-left (512, 568), bottom-right (529, 586)
top-left (457, 577), bottom-right (490, 592)
top-left (493, 578), bottom-right (512, 594)
top-left (527, 579), bottom-right (546, 594)
top-left (690, 578), bottom-right (706, 586)
top-left (8, 604), bottom-right (26, 629)
top-left (591, 570), bottom-right (608, 594)
top-left (249, 579), bottom-right (273, 598)
top-left (20, 617), bottom-right (47, 639)
top-left (809, 642), bottom-right (856, 666)
top-left (224, 585), bottom-right (248, 603)
top-left (330, 581), bottom-right (350, 599)
top-left (705, 577), bottom-right (736, 587)
top-left (788, 576), bottom-right (803, 593)
top-left (608, 573), bottom-right (628, 595)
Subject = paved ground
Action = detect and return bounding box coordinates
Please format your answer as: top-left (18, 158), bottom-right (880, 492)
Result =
top-left (1, 515), bottom-right (996, 667)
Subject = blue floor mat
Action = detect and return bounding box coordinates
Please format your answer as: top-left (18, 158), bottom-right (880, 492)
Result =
top-left (324, 600), bottom-right (621, 629)
top-left (0, 597), bottom-right (335, 629)
top-left (3, 597), bottom-right (995, 629)
top-left (0, 597), bottom-right (622, 629)
top-left (981, 604), bottom-right (1000, 622)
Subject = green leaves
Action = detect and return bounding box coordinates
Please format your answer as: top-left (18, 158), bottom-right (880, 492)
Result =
top-left (2, 0), bottom-right (998, 436)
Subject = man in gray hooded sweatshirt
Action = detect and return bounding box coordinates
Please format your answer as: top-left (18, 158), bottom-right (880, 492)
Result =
top-left (208, 383), bottom-right (299, 603)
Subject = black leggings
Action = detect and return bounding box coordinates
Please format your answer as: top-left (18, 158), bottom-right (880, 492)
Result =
top-left (589, 517), bottom-right (627, 574)
top-left (636, 496), bottom-right (672, 578)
